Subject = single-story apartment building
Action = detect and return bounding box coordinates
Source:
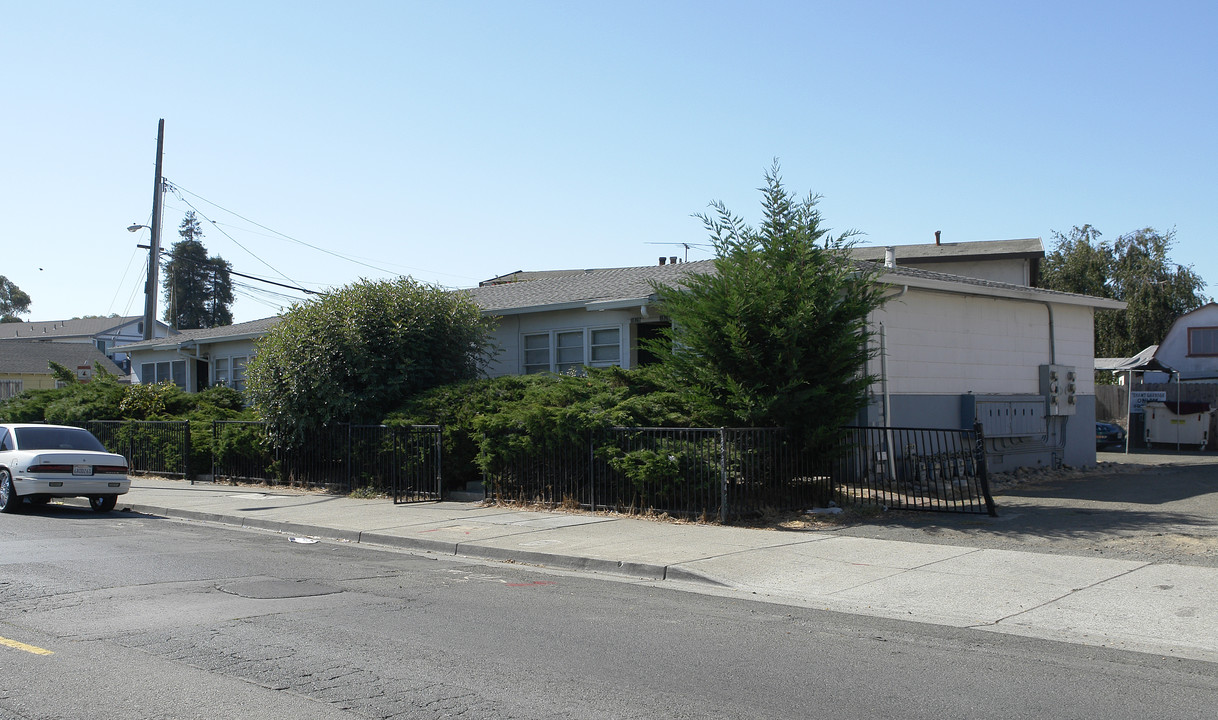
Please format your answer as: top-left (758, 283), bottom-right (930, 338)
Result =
top-left (118, 317), bottom-right (282, 392)
top-left (123, 238), bottom-right (1122, 470)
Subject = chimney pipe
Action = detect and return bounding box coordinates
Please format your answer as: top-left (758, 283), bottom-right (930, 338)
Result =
top-left (659, 257), bottom-right (667, 265)
top-left (670, 256), bottom-right (678, 265)
top-left (884, 246), bottom-right (896, 268)
top-left (934, 230), bottom-right (941, 245)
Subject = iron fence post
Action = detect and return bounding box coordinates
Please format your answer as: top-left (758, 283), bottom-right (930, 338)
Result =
top-left (184, 421), bottom-right (191, 483)
top-left (973, 421), bottom-right (997, 517)
top-left (211, 421), bottom-right (217, 484)
top-left (719, 427), bottom-right (728, 523)
top-left (435, 425), bottom-right (443, 499)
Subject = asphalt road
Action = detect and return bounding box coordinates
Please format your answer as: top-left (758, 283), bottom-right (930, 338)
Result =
top-left (3, 504), bottom-right (1218, 719)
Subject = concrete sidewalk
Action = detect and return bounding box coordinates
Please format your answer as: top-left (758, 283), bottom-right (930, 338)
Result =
top-left (69, 477), bottom-right (1218, 664)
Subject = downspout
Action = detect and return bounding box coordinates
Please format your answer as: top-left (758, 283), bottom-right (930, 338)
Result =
top-left (878, 278), bottom-right (907, 481)
top-left (1042, 302), bottom-right (1056, 365)
top-left (1042, 302), bottom-right (1064, 464)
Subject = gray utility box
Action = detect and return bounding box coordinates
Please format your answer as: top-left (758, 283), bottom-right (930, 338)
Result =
top-left (1144, 401), bottom-right (1213, 449)
top-left (1039, 364), bottom-right (1078, 416)
top-left (963, 395), bottom-right (1047, 438)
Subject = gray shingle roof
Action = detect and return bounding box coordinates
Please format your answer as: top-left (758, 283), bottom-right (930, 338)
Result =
top-left (464, 261), bottom-right (715, 313)
top-left (463, 255), bottom-right (1121, 314)
top-left (0, 315), bottom-right (151, 340)
top-left (0, 340), bottom-right (124, 375)
top-left (119, 316), bottom-right (283, 352)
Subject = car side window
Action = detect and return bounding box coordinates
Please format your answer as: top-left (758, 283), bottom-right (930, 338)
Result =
top-left (0, 429), bottom-right (11, 451)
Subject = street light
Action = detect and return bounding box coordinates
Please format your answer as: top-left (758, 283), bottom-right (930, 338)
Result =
top-left (127, 224), bottom-right (149, 233)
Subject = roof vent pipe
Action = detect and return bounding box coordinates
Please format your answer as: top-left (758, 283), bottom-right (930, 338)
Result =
top-left (659, 257), bottom-right (667, 265)
top-left (935, 230), bottom-right (941, 245)
top-left (884, 246), bottom-right (896, 268)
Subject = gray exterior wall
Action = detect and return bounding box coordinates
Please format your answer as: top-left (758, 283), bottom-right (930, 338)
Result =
top-left (863, 392), bottom-right (1098, 472)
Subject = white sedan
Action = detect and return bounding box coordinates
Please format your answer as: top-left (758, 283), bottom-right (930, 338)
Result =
top-left (0, 424), bottom-right (130, 513)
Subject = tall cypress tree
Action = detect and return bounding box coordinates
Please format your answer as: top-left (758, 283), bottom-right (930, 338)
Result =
top-left (162, 211), bottom-right (234, 329)
top-left (648, 163), bottom-right (884, 447)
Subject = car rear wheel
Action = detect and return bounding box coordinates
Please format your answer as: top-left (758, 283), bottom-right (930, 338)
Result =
top-left (89, 494), bottom-right (118, 513)
top-left (0, 469), bottom-right (21, 514)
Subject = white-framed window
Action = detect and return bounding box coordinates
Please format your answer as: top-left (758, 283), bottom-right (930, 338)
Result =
top-left (140, 360), bottom-right (186, 389)
top-left (212, 355), bottom-right (251, 391)
top-left (589, 328), bottom-right (621, 367)
top-left (523, 334), bottom-right (551, 374)
top-left (555, 331), bottom-right (584, 374)
top-left (521, 327), bottom-right (623, 374)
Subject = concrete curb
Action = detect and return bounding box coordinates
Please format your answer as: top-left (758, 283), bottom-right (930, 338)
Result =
top-left (113, 501), bottom-right (690, 585)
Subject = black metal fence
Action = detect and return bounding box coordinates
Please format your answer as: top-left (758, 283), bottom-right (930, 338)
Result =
top-left (79, 419), bottom-right (993, 518)
top-left (835, 425), bottom-right (995, 516)
top-left (87, 420), bottom-right (192, 478)
top-left (211, 421), bottom-right (442, 502)
top-left (485, 424), bottom-right (995, 520)
top-left (82, 420), bottom-right (440, 501)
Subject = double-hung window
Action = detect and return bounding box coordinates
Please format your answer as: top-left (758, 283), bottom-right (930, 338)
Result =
top-left (522, 327), bottom-right (622, 374)
top-left (589, 328), bottom-right (621, 367)
top-left (213, 355), bottom-right (251, 391)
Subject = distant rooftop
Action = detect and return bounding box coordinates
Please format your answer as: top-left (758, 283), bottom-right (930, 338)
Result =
top-left (0, 315), bottom-right (161, 340)
top-left (0, 339), bottom-right (125, 374)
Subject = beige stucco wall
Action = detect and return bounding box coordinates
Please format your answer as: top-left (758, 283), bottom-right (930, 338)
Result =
top-left (869, 289), bottom-right (1095, 396)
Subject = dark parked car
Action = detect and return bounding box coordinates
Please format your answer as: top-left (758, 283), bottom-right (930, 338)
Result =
top-left (1096, 422), bottom-right (1126, 450)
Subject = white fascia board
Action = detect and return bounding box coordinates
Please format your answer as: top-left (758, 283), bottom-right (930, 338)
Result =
top-left (880, 272), bottom-right (1127, 310)
top-left (584, 296), bottom-right (656, 311)
top-left (480, 300), bottom-right (593, 317)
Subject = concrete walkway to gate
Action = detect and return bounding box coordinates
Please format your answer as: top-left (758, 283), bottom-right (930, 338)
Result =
top-left (63, 463), bottom-right (1218, 665)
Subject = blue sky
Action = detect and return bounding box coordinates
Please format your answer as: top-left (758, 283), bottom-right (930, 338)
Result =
top-left (3, 1), bottom-right (1214, 324)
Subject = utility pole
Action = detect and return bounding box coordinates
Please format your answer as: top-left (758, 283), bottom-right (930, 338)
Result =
top-left (142, 119), bottom-right (165, 340)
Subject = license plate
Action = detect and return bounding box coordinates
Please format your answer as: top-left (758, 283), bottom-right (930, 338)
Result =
top-left (72, 464), bottom-right (93, 476)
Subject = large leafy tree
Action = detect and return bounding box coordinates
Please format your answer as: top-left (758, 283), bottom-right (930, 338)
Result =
top-left (162, 211), bottom-right (234, 329)
top-left (1041, 225), bottom-right (1208, 358)
top-left (247, 277), bottom-right (497, 447)
top-left (648, 163), bottom-right (884, 446)
top-left (0, 275), bottom-right (32, 323)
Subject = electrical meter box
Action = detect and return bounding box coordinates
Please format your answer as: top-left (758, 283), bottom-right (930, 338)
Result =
top-left (1039, 364), bottom-right (1077, 416)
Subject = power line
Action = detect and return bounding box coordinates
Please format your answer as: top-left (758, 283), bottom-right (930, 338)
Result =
top-left (168, 182), bottom-right (399, 276)
top-left (164, 181), bottom-right (311, 292)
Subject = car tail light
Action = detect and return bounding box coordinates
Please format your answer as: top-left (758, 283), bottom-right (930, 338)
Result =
top-left (93, 465), bottom-right (129, 475)
top-left (27, 464), bottom-right (74, 473)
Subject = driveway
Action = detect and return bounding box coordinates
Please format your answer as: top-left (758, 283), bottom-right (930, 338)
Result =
top-left (789, 450), bottom-right (1218, 568)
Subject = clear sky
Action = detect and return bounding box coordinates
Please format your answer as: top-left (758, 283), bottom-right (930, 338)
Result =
top-left (3, 1), bottom-right (1214, 325)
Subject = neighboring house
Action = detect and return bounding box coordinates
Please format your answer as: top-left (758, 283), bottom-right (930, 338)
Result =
top-left (1146, 302), bottom-right (1218, 382)
top-left (849, 237), bottom-right (1044, 287)
top-left (1095, 304), bottom-right (1218, 385)
top-left (0, 315), bottom-right (174, 374)
top-left (0, 339), bottom-right (125, 398)
top-left (120, 317), bottom-right (282, 392)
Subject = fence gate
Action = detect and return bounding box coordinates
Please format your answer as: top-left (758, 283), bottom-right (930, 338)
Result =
top-left (393, 425), bottom-right (443, 503)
